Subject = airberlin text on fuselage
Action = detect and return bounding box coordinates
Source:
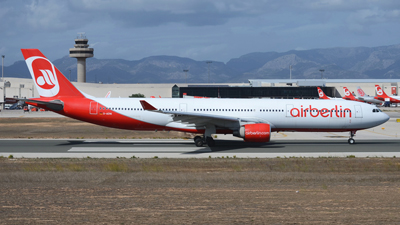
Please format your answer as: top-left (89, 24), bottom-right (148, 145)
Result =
top-left (290, 105), bottom-right (352, 118)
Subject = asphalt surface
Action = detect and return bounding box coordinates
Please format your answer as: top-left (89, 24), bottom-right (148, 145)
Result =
top-left (1, 139), bottom-right (399, 158)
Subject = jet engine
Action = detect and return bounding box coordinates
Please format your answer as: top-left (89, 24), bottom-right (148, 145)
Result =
top-left (233, 123), bottom-right (271, 142)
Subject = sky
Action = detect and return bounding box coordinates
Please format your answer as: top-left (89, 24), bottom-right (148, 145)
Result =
top-left (1, 0), bottom-right (400, 66)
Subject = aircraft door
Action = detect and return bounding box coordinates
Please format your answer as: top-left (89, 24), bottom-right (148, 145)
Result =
top-left (285, 104), bottom-right (296, 128)
top-left (90, 101), bottom-right (98, 115)
top-left (286, 104), bottom-right (294, 117)
top-left (355, 105), bottom-right (363, 118)
top-left (179, 103), bottom-right (187, 112)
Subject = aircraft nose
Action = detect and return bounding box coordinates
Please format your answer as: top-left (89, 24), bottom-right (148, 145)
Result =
top-left (381, 112), bottom-right (390, 124)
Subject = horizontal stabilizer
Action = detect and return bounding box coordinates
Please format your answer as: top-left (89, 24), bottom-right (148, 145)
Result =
top-left (19, 98), bottom-right (64, 111)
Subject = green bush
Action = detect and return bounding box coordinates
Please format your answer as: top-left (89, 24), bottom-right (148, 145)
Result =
top-left (129, 93), bottom-right (145, 98)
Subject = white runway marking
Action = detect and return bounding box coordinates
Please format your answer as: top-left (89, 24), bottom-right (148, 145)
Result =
top-left (83, 140), bottom-right (192, 143)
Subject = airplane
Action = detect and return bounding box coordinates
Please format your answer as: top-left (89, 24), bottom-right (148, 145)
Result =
top-left (355, 86), bottom-right (383, 104)
top-left (342, 87), bottom-right (365, 103)
top-left (375, 85), bottom-right (400, 104)
top-left (20, 49), bottom-right (389, 146)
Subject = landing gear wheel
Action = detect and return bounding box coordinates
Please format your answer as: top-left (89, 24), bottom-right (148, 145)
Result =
top-left (348, 131), bottom-right (356, 144)
top-left (206, 137), bottom-right (215, 147)
top-left (195, 138), bottom-right (204, 147)
top-left (194, 136), bottom-right (202, 143)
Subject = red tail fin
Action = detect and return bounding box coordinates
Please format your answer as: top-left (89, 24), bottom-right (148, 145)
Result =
top-left (21, 49), bottom-right (84, 98)
top-left (342, 87), bottom-right (356, 100)
top-left (356, 86), bottom-right (367, 97)
top-left (375, 85), bottom-right (389, 98)
top-left (317, 87), bottom-right (330, 99)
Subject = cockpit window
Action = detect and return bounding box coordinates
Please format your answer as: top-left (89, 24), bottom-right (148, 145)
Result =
top-left (372, 108), bottom-right (382, 113)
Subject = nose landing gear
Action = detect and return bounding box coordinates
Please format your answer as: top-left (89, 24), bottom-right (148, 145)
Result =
top-left (348, 131), bottom-right (356, 144)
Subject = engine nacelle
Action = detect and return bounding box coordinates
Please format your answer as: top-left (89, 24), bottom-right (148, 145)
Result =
top-left (233, 123), bottom-right (271, 143)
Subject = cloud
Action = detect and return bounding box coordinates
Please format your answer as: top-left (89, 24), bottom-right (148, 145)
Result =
top-left (346, 8), bottom-right (400, 34)
top-left (68, 0), bottom-right (254, 27)
top-left (24, 1), bottom-right (70, 30)
top-left (1, 0), bottom-right (400, 65)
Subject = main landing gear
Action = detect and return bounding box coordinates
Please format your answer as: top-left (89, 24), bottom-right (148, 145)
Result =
top-left (194, 124), bottom-right (216, 147)
top-left (348, 131), bottom-right (356, 144)
top-left (194, 136), bottom-right (215, 147)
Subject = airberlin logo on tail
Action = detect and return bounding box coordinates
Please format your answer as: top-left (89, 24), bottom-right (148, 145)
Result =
top-left (25, 56), bottom-right (60, 97)
top-left (376, 86), bottom-right (383, 96)
top-left (37, 69), bottom-right (56, 87)
top-left (357, 88), bottom-right (365, 97)
top-left (344, 89), bottom-right (351, 97)
top-left (290, 105), bottom-right (352, 118)
top-left (318, 89), bottom-right (324, 98)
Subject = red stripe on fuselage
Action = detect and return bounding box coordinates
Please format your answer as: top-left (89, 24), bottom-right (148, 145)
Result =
top-left (28, 97), bottom-right (231, 134)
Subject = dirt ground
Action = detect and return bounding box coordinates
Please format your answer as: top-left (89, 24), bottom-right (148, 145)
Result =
top-left (0, 117), bottom-right (192, 139)
top-left (1, 158), bottom-right (400, 224)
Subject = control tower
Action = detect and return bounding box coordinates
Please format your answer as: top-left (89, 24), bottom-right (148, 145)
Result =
top-left (69, 33), bottom-right (94, 83)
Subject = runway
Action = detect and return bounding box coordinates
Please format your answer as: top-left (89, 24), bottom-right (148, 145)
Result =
top-left (1, 139), bottom-right (399, 158)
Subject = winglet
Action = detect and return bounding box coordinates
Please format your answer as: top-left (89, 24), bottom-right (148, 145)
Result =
top-left (140, 100), bottom-right (157, 111)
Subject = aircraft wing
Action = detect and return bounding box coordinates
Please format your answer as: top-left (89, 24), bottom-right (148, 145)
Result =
top-left (140, 100), bottom-right (264, 127)
top-left (18, 98), bottom-right (64, 111)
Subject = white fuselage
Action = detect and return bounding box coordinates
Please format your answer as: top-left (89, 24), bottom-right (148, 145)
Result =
top-left (90, 97), bottom-right (389, 133)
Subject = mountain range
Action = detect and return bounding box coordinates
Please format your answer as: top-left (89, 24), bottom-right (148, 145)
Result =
top-left (4, 44), bottom-right (400, 83)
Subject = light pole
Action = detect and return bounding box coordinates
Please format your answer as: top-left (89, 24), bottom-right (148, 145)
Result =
top-left (206, 61), bottom-right (212, 83)
top-left (69, 69), bottom-right (71, 81)
top-left (319, 69), bottom-right (325, 79)
top-left (183, 69), bottom-right (189, 84)
top-left (1, 55), bottom-right (4, 110)
top-left (290, 65), bottom-right (292, 80)
top-left (1, 55), bottom-right (4, 81)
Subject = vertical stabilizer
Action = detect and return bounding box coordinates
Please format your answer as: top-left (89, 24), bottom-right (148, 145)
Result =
top-left (375, 85), bottom-right (389, 98)
top-left (317, 87), bottom-right (331, 99)
top-left (21, 49), bottom-right (84, 98)
top-left (356, 86), bottom-right (367, 97)
top-left (343, 87), bottom-right (358, 101)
